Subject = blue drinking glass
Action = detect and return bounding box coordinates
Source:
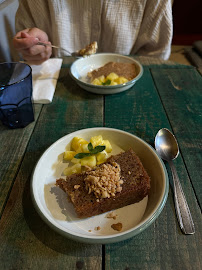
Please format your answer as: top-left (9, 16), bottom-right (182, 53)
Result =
top-left (0, 62), bottom-right (34, 128)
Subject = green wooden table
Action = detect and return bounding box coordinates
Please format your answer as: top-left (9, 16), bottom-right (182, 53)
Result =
top-left (0, 57), bottom-right (201, 270)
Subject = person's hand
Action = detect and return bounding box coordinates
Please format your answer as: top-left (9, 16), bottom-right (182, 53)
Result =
top-left (13, 28), bottom-right (52, 65)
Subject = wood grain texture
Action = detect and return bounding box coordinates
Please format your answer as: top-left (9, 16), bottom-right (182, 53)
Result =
top-left (0, 68), bottom-right (103, 269)
top-left (151, 67), bottom-right (202, 209)
top-left (104, 67), bottom-right (202, 270)
top-left (0, 104), bottom-right (42, 217)
top-left (0, 65), bottom-right (201, 270)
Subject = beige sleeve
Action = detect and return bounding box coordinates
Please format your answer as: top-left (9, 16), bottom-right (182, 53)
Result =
top-left (131, 0), bottom-right (173, 60)
top-left (15, 0), bottom-right (56, 43)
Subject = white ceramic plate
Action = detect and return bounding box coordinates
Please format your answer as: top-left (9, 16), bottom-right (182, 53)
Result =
top-left (69, 53), bottom-right (143, 94)
top-left (31, 128), bottom-right (169, 244)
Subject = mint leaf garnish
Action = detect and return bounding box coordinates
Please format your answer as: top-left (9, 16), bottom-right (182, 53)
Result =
top-left (74, 152), bottom-right (92, 159)
top-left (102, 79), bottom-right (111, 85)
top-left (74, 143), bottom-right (106, 159)
top-left (90, 145), bottom-right (106, 154)
top-left (88, 142), bottom-right (93, 152)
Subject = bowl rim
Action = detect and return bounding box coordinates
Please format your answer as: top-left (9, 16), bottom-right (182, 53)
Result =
top-left (69, 53), bottom-right (144, 89)
top-left (31, 127), bottom-right (169, 244)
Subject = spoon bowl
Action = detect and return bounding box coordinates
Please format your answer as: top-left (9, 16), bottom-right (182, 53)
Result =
top-left (155, 128), bottom-right (195, 235)
top-left (155, 128), bottom-right (179, 161)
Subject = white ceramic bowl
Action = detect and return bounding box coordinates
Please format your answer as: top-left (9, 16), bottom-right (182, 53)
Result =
top-left (69, 53), bottom-right (143, 94)
top-left (31, 128), bottom-right (169, 244)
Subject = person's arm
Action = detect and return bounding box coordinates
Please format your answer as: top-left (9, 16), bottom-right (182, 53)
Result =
top-left (13, 28), bottom-right (52, 65)
top-left (13, 0), bottom-right (54, 64)
top-left (132, 0), bottom-right (173, 60)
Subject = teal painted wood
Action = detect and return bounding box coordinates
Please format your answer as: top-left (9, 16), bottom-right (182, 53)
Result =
top-left (104, 67), bottom-right (202, 270)
top-left (0, 68), bottom-right (103, 269)
top-left (0, 65), bottom-right (201, 270)
top-left (151, 67), bottom-right (202, 209)
top-left (0, 104), bottom-right (42, 217)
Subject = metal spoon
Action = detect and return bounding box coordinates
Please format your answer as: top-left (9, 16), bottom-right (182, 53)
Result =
top-left (155, 128), bottom-right (195, 234)
top-left (16, 37), bottom-right (79, 57)
top-left (36, 42), bottom-right (80, 57)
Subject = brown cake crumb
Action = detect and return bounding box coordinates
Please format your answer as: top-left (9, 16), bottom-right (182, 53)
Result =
top-left (111, 223), bottom-right (123, 231)
top-left (94, 226), bottom-right (101, 231)
top-left (106, 212), bottom-right (117, 220)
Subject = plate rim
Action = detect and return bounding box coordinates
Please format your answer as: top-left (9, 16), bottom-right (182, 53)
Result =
top-left (31, 127), bottom-right (169, 244)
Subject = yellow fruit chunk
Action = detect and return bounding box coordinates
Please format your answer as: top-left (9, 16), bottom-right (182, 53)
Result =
top-left (71, 137), bottom-right (88, 152)
top-left (81, 143), bottom-right (89, 153)
top-left (90, 135), bottom-right (103, 148)
top-left (110, 81), bottom-right (118, 85)
top-left (115, 76), bottom-right (128, 84)
top-left (96, 150), bottom-right (109, 164)
top-left (102, 139), bottom-right (112, 153)
top-left (92, 78), bottom-right (102, 85)
top-left (97, 75), bottom-right (105, 83)
top-left (63, 150), bottom-right (77, 161)
top-left (71, 157), bottom-right (81, 164)
top-left (80, 155), bottom-right (96, 167)
top-left (63, 163), bottom-right (81, 176)
top-left (106, 72), bottom-right (119, 81)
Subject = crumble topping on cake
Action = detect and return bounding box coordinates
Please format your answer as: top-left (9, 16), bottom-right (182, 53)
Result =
top-left (84, 162), bottom-right (122, 200)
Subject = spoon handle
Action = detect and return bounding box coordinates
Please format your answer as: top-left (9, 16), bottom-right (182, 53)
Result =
top-left (169, 160), bottom-right (195, 234)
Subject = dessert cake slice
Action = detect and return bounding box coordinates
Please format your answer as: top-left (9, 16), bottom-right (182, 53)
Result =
top-left (56, 149), bottom-right (150, 218)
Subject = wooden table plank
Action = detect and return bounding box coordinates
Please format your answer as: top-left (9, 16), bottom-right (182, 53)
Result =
top-left (0, 104), bottom-right (42, 217)
top-left (151, 67), bottom-right (202, 208)
top-left (0, 63), bottom-right (201, 270)
top-left (0, 68), bottom-right (103, 269)
top-left (104, 67), bottom-right (202, 270)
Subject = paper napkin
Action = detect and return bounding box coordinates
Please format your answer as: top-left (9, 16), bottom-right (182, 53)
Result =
top-left (30, 58), bottom-right (63, 104)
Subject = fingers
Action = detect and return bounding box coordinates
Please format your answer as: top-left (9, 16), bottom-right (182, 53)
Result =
top-left (13, 28), bottom-right (52, 64)
top-left (23, 47), bottom-right (52, 61)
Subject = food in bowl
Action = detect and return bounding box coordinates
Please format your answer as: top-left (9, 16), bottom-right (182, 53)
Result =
top-left (78, 41), bottom-right (98, 56)
top-left (69, 54), bottom-right (144, 94)
top-left (56, 148), bottom-right (150, 218)
top-left (87, 62), bottom-right (137, 86)
top-left (62, 135), bottom-right (113, 176)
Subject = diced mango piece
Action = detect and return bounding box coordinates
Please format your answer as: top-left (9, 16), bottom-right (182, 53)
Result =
top-left (90, 135), bottom-right (103, 148)
top-left (97, 75), bottom-right (105, 83)
top-left (115, 76), bottom-right (128, 84)
top-left (71, 157), bottom-right (81, 164)
top-left (71, 137), bottom-right (88, 152)
top-left (96, 150), bottom-right (109, 164)
top-left (106, 72), bottom-right (119, 81)
top-left (63, 150), bottom-right (77, 161)
top-left (92, 78), bottom-right (102, 85)
top-left (80, 155), bottom-right (97, 167)
top-left (81, 143), bottom-right (89, 153)
top-left (63, 163), bottom-right (81, 176)
top-left (110, 81), bottom-right (118, 85)
top-left (102, 139), bottom-right (112, 153)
